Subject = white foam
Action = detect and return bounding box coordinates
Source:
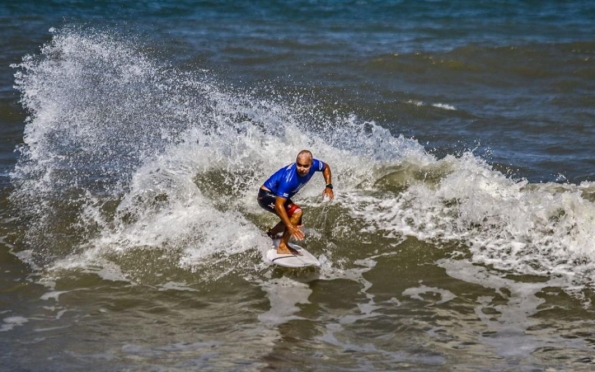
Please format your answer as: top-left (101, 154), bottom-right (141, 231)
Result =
top-left (405, 100), bottom-right (456, 111)
top-left (403, 283), bottom-right (456, 305)
top-left (431, 103), bottom-right (456, 110)
top-left (258, 277), bottom-right (312, 326)
top-left (349, 152), bottom-right (595, 289)
top-left (40, 291), bottom-right (68, 301)
top-left (406, 100), bottom-right (424, 107)
top-left (158, 282), bottom-right (199, 292)
top-left (1, 316), bottom-right (29, 332)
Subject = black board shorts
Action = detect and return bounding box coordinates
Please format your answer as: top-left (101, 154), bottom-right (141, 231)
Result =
top-left (257, 188), bottom-right (301, 217)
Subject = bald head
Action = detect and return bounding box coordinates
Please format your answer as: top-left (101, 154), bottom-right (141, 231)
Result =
top-left (296, 150), bottom-right (313, 176)
top-left (297, 150), bottom-right (313, 162)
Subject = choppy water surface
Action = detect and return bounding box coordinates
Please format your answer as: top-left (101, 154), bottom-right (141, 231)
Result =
top-left (1, 1), bottom-right (595, 371)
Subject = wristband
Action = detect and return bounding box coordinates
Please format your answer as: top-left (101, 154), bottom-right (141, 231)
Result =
top-left (325, 183), bottom-right (333, 190)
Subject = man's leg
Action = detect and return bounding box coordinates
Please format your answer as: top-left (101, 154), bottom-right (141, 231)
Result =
top-left (277, 208), bottom-right (303, 254)
top-left (267, 200), bottom-right (301, 239)
top-left (268, 220), bottom-right (285, 237)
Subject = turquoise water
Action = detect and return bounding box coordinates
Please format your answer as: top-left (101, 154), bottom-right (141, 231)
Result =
top-left (1, 1), bottom-right (595, 370)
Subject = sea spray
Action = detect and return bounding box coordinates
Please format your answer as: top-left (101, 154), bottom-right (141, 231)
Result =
top-left (9, 28), bottom-right (423, 279)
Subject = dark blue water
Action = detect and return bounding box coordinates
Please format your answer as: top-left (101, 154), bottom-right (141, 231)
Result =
top-left (2, 1), bottom-right (595, 371)
top-left (2, 0), bottom-right (595, 183)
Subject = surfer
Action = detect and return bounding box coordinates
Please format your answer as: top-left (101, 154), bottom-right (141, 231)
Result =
top-left (258, 150), bottom-right (334, 254)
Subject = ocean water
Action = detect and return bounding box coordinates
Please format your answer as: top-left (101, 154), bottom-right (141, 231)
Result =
top-left (1, 1), bottom-right (595, 371)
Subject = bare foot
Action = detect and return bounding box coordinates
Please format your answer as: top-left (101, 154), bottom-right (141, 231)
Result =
top-left (277, 243), bottom-right (301, 255)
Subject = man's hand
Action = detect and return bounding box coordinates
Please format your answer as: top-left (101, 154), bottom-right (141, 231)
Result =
top-left (288, 224), bottom-right (305, 240)
top-left (323, 187), bottom-right (334, 200)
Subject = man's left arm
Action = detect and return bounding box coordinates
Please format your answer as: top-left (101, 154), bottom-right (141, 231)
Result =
top-left (322, 162), bottom-right (334, 200)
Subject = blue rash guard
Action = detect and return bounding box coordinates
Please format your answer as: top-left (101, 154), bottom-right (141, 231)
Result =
top-left (263, 159), bottom-right (325, 199)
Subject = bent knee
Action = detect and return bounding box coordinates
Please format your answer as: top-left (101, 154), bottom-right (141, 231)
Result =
top-left (286, 203), bottom-right (302, 218)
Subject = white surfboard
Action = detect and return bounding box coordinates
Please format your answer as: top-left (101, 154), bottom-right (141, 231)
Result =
top-left (266, 239), bottom-right (321, 268)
